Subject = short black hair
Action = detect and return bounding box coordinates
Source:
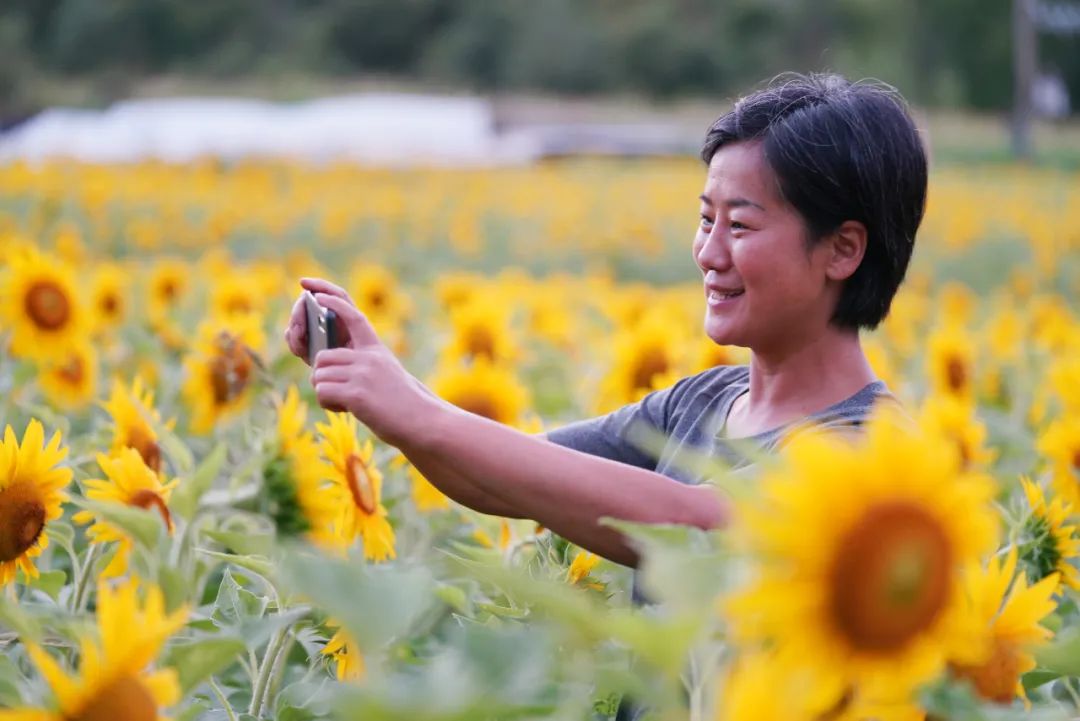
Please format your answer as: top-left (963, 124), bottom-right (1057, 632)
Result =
top-left (701, 73), bottom-right (927, 330)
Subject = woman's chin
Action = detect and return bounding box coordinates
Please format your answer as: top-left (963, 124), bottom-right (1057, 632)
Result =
top-left (703, 318), bottom-right (747, 348)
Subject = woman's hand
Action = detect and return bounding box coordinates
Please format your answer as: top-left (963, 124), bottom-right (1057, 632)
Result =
top-left (308, 292), bottom-right (438, 448)
top-left (283, 277), bottom-right (363, 364)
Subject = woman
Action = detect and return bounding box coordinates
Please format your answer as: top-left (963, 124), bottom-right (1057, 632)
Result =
top-left (283, 73), bottom-right (926, 567)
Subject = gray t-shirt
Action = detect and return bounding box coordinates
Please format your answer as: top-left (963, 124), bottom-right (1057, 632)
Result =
top-left (547, 364), bottom-right (894, 485)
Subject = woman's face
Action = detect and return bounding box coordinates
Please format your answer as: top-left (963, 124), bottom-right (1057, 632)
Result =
top-left (693, 141), bottom-right (841, 353)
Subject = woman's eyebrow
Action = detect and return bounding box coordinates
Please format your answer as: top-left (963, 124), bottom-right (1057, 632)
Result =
top-left (698, 194), bottom-right (766, 212)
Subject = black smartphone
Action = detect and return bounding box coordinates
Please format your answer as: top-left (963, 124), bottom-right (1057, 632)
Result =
top-left (303, 290), bottom-right (339, 362)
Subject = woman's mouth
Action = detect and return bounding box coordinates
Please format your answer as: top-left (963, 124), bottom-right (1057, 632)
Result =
top-left (707, 288), bottom-right (744, 307)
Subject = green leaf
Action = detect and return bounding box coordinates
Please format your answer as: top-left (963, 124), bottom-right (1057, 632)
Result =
top-left (152, 415), bottom-right (196, 475)
top-left (198, 549), bottom-right (276, 581)
top-left (202, 529), bottom-right (274, 557)
top-left (70, 497), bottom-right (162, 549)
top-left (1021, 668), bottom-right (1060, 693)
top-left (47, 520), bottom-right (75, 553)
top-left (434, 584), bottom-right (470, 614)
top-left (163, 636), bottom-right (246, 694)
top-left (280, 549), bottom-right (436, 652)
top-left (26, 568), bottom-right (67, 602)
top-left (0, 593), bottom-right (41, 642)
top-left (211, 568), bottom-right (269, 630)
top-left (172, 442), bottom-right (228, 520)
top-left (1033, 626), bottom-right (1080, 676)
top-left (0, 653), bottom-right (25, 707)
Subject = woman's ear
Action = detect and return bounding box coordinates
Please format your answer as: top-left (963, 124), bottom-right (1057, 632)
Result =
top-left (825, 220), bottom-right (868, 281)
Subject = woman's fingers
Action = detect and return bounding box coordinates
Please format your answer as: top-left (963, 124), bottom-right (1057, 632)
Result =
top-left (315, 293), bottom-right (381, 348)
top-left (284, 295), bottom-right (308, 360)
top-left (310, 364), bottom-right (352, 385)
top-left (313, 380), bottom-right (350, 413)
top-left (300, 277), bottom-right (352, 303)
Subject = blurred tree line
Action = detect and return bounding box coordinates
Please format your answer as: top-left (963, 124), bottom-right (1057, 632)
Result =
top-left (1, 0), bottom-right (1077, 118)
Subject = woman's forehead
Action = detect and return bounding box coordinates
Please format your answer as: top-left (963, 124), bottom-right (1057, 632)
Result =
top-left (702, 142), bottom-right (779, 207)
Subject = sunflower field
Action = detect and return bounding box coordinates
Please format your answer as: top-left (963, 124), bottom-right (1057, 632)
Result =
top-left (1, 157), bottom-right (1080, 721)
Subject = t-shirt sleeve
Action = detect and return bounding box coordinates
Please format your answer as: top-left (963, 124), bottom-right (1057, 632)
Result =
top-left (544, 379), bottom-right (689, 471)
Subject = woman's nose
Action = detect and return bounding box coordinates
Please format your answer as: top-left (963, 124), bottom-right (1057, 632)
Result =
top-left (694, 227), bottom-right (732, 272)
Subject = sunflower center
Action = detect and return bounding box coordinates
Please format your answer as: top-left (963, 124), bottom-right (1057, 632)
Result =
top-left (24, 281), bottom-right (71, 331)
top-left (345, 453), bottom-right (377, 514)
top-left (209, 334), bottom-right (254, 405)
top-left (160, 279), bottom-right (178, 301)
top-left (100, 293), bottom-right (120, 317)
top-left (129, 489), bottom-right (173, 532)
top-left (631, 347), bottom-right (669, 392)
top-left (829, 501), bottom-right (951, 653)
top-left (71, 673), bottom-right (157, 721)
top-left (127, 427), bottom-right (162, 475)
top-left (367, 289), bottom-right (387, 310)
top-left (945, 356), bottom-right (967, 394)
top-left (1072, 448), bottom-right (1080, 472)
top-left (0, 484), bottom-right (47, 563)
top-left (464, 327), bottom-right (496, 360)
top-left (57, 354), bottom-right (85, 385)
top-left (950, 638), bottom-right (1023, 704)
top-left (454, 392), bottom-right (499, 422)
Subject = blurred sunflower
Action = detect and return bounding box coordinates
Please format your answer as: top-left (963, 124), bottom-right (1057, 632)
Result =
top-left (391, 455), bottom-right (450, 513)
top-left (0, 247), bottom-right (87, 362)
top-left (317, 411), bottom-right (396, 562)
top-left (690, 337), bottom-right (748, 375)
top-left (264, 386), bottom-right (338, 547)
top-left (181, 315), bottom-right (265, 434)
top-left (209, 271), bottom-right (266, 320)
top-left (926, 326), bottom-right (976, 402)
top-left (567, 551), bottom-right (603, 591)
top-left (429, 358), bottom-right (531, 427)
top-left (434, 271), bottom-right (484, 312)
top-left (0, 576), bottom-right (188, 721)
top-left (949, 549), bottom-right (1058, 704)
top-left (322, 623), bottom-right (365, 682)
top-left (0, 420), bottom-right (72, 587)
top-left (715, 652), bottom-right (852, 721)
top-left (73, 449), bottom-right (178, 578)
top-left (596, 313), bottom-right (684, 413)
top-left (441, 299), bottom-right (519, 366)
top-left (100, 376), bottom-right (171, 475)
top-left (146, 258), bottom-right (189, 317)
top-left (1037, 414), bottom-right (1080, 507)
top-left (349, 263), bottom-right (412, 330)
top-left (39, 340), bottom-right (98, 411)
top-left (89, 262), bottom-right (129, 333)
top-left (918, 395), bottom-right (995, 470)
top-left (1019, 477), bottom-right (1080, 589)
top-left (725, 411), bottom-right (998, 705)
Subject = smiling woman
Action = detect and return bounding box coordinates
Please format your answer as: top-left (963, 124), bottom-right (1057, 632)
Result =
top-left (283, 72), bottom-right (927, 567)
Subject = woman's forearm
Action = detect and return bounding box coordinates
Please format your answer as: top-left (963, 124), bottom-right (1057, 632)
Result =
top-left (401, 404), bottom-right (728, 566)
top-left (403, 447), bottom-right (523, 518)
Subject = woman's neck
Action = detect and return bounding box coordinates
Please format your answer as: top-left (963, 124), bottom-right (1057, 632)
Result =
top-left (726, 326), bottom-right (877, 437)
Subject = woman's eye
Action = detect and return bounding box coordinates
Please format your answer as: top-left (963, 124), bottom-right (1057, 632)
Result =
top-left (699, 215), bottom-right (714, 228)
top-left (731, 221), bottom-right (748, 231)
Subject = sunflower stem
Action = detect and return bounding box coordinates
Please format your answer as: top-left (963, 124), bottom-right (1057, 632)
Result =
top-left (249, 625), bottom-right (290, 717)
top-left (70, 544), bottom-right (103, 613)
top-left (208, 675), bottom-right (238, 721)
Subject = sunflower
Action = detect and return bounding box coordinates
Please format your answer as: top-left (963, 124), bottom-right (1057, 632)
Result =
top-left (0, 420), bottom-right (72, 587)
top-left (181, 315), bottom-right (266, 434)
top-left (321, 624), bottom-right (366, 682)
top-left (567, 551), bottom-right (602, 591)
top-left (949, 549), bottom-right (1059, 704)
top-left (0, 247), bottom-right (88, 362)
top-left (72, 449), bottom-right (178, 578)
top-left (689, 337), bottom-right (748, 375)
top-left (146, 259), bottom-right (190, 317)
top-left (1018, 477), bottom-right (1080, 589)
top-left (390, 454), bottom-right (450, 513)
top-left (918, 395), bottom-right (995, 470)
top-left (714, 652), bottom-right (853, 721)
top-left (209, 271), bottom-right (266, 320)
top-left (596, 312), bottom-right (684, 413)
top-left (440, 298), bottom-right (520, 367)
top-left (39, 340), bottom-right (98, 412)
top-left (316, 410), bottom-right (396, 562)
top-left (429, 358), bottom-right (531, 428)
top-left (926, 325), bottom-right (977, 403)
top-left (264, 386), bottom-right (339, 548)
top-left (1036, 414), bottom-right (1080, 507)
top-left (89, 262), bottom-right (129, 333)
top-left (348, 263), bottom-right (412, 330)
top-left (725, 410), bottom-right (998, 706)
top-left (100, 376), bottom-right (171, 475)
top-left (0, 576), bottom-right (188, 721)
